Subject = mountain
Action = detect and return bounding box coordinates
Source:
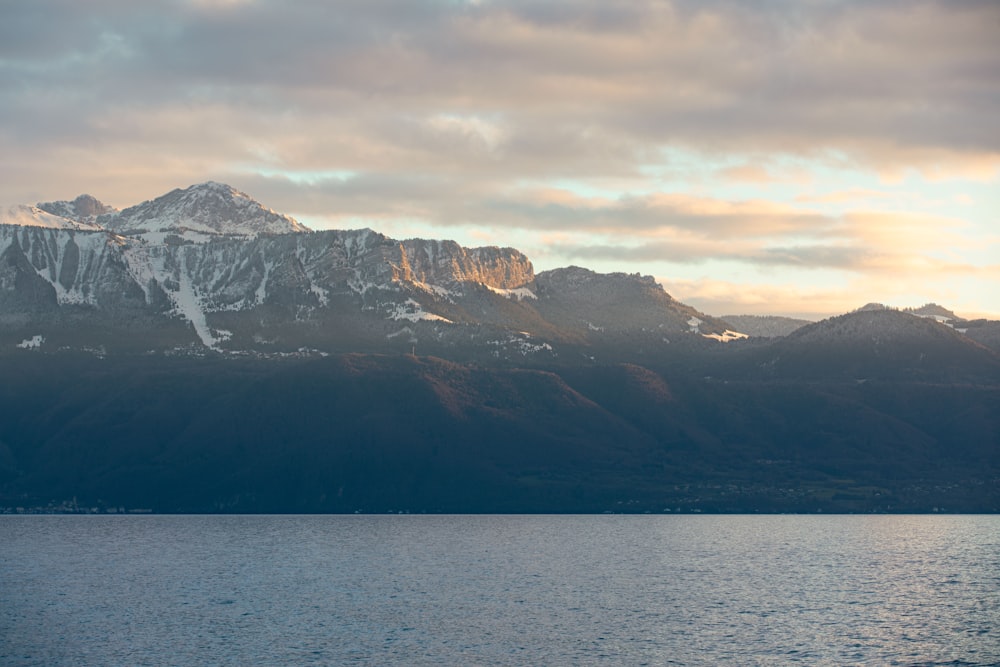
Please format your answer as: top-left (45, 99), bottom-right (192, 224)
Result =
top-left (37, 194), bottom-right (117, 226)
top-left (906, 303), bottom-right (961, 323)
top-left (840, 301), bottom-right (1000, 353)
top-left (2, 182), bottom-right (998, 514)
top-left (962, 320), bottom-right (1000, 354)
top-left (1, 351), bottom-right (997, 513)
top-left (0, 204), bottom-right (102, 231)
top-left (0, 183), bottom-right (731, 357)
top-left (0, 222), bottom-right (730, 357)
top-left (101, 182), bottom-right (310, 238)
top-left (729, 309), bottom-right (1000, 383)
top-left (2, 183), bottom-right (995, 366)
top-left (534, 267), bottom-right (732, 338)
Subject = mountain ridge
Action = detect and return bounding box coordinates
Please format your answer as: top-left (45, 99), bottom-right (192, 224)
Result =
top-left (0, 182), bottom-right (739, 356)
top-left (1, 182), bottom-right (996, 361)
top-left (99, 181), bottom-right (311, 237)
top-left (1, 183), bottom-right (998, 514)
top-left (37, 194), bottom-right (118, 226)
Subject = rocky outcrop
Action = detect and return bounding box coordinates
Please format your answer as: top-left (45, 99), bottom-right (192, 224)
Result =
top-left (101, 182), bottom-right (310, 236)
top-left (37, 194), bottom-right (117, 226)
top-left (0, 224), bottom-right (543, 352)
top-left (534, 266), bottom-right (731, 336)
top-left (393, 238), bottom-right (534, 289)
top-left (0, 183), bottom-right (734, 356)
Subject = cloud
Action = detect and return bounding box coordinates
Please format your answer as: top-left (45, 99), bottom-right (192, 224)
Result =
top-left (658, 277), bottom-right (865, 320)
top-left (795, 189), bottom-right (894, 205)
top-left (2, 0), bottom-right (998, 318)
top-left (660, 269), bottom-right (1000, 321)
top-left (547, 204), bottom-right (995, 277)
top-left (3, 0), bottom-right (999, 192)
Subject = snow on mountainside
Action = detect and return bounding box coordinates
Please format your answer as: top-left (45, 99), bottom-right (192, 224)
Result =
top-left (0, 222), bottom-right (733, 357)
top-left (0, 225), bottom-right (148, 308)
top-left (790, 308), bottom-right (957, 344)
top-left (851, 301), bottom-right (976, 332)
top-left (21, 181), bottom-right (985, 359)
top-left (100, 182), bottom-right (310, 237)
top-left (0, 204), bottom-right (102, 231)
top-left (0, 220), bottom-right (543, 352)
top-left (906, 303), bottom-right (960, 321)
top-left (37, 194), bottom-right (117, 226)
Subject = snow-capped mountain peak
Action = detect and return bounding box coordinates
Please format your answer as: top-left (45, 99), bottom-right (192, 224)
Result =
top-left (0, 203), bottom-right (102, 231)
top-left (103, 181), bottom-right (310, 237)
top-left (37, 194), bottom-right (117, 225)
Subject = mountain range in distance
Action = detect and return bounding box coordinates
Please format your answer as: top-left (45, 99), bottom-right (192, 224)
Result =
top-left (2, 181), bottom-right (997, 357)
top-left (1, 182), bottom-right (998, 514)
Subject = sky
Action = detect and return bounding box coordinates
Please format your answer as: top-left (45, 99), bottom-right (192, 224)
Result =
top-left (1, 0), bottom-right (998, 320)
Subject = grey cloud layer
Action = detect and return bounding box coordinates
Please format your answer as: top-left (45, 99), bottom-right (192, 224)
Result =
top-left (3, 0), bottom-right (997, 158)
top-left (1, 0), bottom-right (997, 279)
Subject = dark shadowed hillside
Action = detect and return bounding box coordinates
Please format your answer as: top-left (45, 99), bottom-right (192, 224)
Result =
top-left (1, 347), bottom-right (997, 514)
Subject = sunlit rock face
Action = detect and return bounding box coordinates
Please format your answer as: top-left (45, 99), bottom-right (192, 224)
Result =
top-left (392, 238), bottom-right (534, 290)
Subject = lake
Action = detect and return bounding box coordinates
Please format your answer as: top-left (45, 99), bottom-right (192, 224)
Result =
top-left (2, 515), bottom-right (998, 666)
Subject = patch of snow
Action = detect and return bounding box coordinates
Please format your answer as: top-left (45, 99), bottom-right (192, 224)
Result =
top-left (687, 316), bottom-right (702, 333)
top-left (702, 330), bottom-right (750, 342)
top-left (136, 230), bottom-right (217, 245)
top-left (21, 229), bottom-right (112, 305)
top-left (0, 204), bottom-right (101, 231)
top-left (138, 246), bottom-right (218, 349)
top-left (484, 284), bottom-right (537, 300)
top-left (414, 280), bottom-right (458, 301)
top-left (255, 258), bottom-right (273, 305)
top-left (386, 326), bottom-right (417, 341)
top-left (173, 256), bottom-right (219, 348)
top-left (121, 241), bottom-right (155, 304)
top-left (309, 282), bottom-right (330, 307)
top-left (911, 312), bottom-right (954, 326)
top-left (17, 335), bottom-right (44, 349)
top-left (387, 298), bottom-right (452, 323)
top-left (348, 273), bottom-right (380, 295)
top-left (343, 229), bottom-right (373, 259)
top-left (487, 334), bottom-right (554, 356)
top-left (587, 322), bottom-right (605, 332)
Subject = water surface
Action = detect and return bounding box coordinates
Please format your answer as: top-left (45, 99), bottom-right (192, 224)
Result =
top-left (2, 515), bottom-right (998, 666)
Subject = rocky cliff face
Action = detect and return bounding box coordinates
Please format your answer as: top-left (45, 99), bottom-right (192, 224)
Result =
top-left (0, 227), bottom-right (142, 308)
top-left (0, 222), bottom-right (545, 353)
top-left (533, 266), bottom-right (731, 337)
top-left (393, 238), bottom-right (535, 289)
top-left (0, 181), bottom-right (737, 358)
top-left (0, 220), bottom-right (734, 358)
